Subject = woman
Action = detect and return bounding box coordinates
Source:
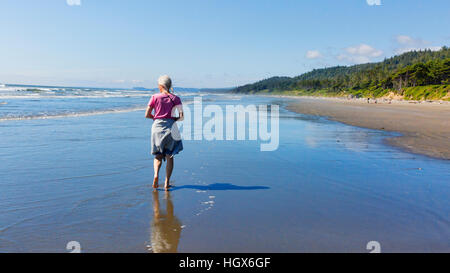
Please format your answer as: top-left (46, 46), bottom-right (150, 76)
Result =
top-left (145, 75), bottom-right (184, 190)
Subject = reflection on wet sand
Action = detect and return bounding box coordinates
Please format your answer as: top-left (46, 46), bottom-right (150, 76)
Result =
top-left (150, 190), bottom-right (182, 253)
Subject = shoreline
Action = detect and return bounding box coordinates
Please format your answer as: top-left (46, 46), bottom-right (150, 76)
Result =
top-left (282, 96), bottom-right (450, 160)
top-left (251, 93), bottom-right (450, 105)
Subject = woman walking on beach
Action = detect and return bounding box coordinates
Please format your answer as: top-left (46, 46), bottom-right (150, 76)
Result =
top-left (145, 75), bottom-right (184, 190)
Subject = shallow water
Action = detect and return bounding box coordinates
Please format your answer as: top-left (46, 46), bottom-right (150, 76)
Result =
top-left (0, 88), bottom-right (449, 252)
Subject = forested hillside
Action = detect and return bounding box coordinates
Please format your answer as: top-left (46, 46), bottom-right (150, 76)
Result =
top-left (232, 47), bottom-right (450, 100)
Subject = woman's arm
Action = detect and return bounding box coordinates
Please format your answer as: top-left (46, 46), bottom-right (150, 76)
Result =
top-left (145, 106), bottom-right (154, 119)
top-left (174, 105), bottom-right (184, 121)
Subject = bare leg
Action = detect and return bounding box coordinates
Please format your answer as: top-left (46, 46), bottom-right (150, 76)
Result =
top-left (153, 155), bottom-right (163, 188)
top-left (165, 155), bottom-right (174, 190)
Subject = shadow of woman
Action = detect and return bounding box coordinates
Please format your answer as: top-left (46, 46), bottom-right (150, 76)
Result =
top-left (171, 183), bottom-right (270, 191)
top-left (150, 190), bottom-right (182, 253)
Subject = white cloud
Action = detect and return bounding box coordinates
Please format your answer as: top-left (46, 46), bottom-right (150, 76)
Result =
top-left (337, 44), bottom-right (383, 64)
top-left (305, 50), bottom-right (323, 59)
top-left (396, 35), bottom-right (415, 45)
top-left (394, 35), bottom-right (442, 54)
top-left (346, 44), bottom-right (383, 57)
top-left (67, 0), bottom-right (81, 6)
top-left (396, 46), bottom-right (442, 54)
top-left (366, 0), bottom-right (381, 6)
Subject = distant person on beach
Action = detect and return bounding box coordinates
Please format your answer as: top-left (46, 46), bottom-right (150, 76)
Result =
top-left (145, 75), bottom-right (184, 190)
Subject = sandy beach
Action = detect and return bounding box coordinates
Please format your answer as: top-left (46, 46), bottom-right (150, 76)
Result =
top-left (286, 97), bottom-right (450, 160)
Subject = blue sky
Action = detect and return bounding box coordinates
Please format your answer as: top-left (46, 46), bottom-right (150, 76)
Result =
top-left (0, 0), bottom-right (448, 88)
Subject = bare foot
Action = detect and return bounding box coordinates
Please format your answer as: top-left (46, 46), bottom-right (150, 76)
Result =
top-left (152, 177), bottom-right (159, 189)
top-left (164, 182), bottom-right (173, 191)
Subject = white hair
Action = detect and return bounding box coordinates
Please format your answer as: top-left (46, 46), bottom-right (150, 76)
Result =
top-left (158, 75), bottom-right (172, 91)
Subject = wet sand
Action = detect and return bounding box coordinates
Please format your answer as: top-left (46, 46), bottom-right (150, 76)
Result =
top-left (1, 95), bottom-right (449, 253)
top-left (286, 97), bottom-right (450, 160)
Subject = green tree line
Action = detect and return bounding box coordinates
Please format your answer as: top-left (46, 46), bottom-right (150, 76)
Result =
top-left (232, 47), bottom-right (449, 99)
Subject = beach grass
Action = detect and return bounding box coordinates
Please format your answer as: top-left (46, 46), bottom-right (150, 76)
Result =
top-left (247, 85), bottom-right (450, 101)
top-left (403, 85), bottom-right (450, 101)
